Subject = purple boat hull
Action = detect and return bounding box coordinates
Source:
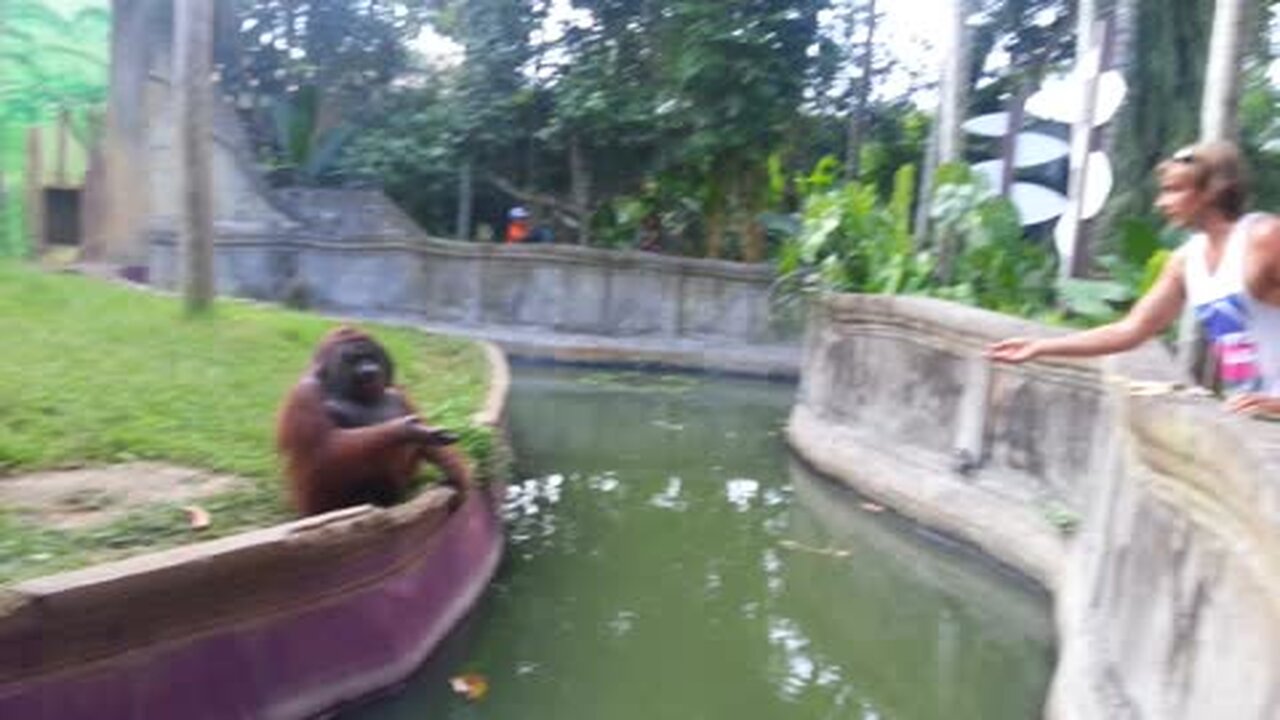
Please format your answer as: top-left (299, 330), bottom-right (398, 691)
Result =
top-left (0, 485), bottom-right (505, 720)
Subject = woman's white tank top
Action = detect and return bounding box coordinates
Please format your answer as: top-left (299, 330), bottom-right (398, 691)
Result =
top-left (1180, 212), bottom-right (1280, 394)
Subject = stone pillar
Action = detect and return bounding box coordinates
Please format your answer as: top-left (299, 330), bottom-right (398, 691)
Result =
top-left (88, 0), bottom-right (157, 263)
top-left (174, 0), bottom-right (215, 311)
top-left (25, 128), bottom-right (45, 258)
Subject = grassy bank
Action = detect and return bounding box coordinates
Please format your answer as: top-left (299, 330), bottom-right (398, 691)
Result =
top-left (0, 262), bottom-right (492, 582)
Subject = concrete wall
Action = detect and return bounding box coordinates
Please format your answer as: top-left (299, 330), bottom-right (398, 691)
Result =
top-left (150, 230), bottom-right (795, 347)
top-left (789, 294), bottom-right (1118, 587)
top-left (145, 72), bottom-right (300, 237)
top-left (789, 292), bottom-right (1280, 719)
top-left (1049, 389), bottom-right (1280, 720)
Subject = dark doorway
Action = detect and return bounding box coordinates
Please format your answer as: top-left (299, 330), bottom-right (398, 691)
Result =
top-left (44, 188), bottom-right (81, 246)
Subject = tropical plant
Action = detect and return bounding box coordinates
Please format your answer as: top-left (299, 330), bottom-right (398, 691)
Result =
top-left (1057, 217), bottom-right (1178, 324)
top-left (775, 162), bottom-right (932, 303)
top-left (264, 86), bottom-right (356, 186)
top-left (928, 163), bottom-right (1056, 315)
top-left (775, 158), bottom-right (1059, 317)
top-left (219, 0), bottom-right (429, 188)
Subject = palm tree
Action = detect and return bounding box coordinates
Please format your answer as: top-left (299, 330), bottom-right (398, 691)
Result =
top-left (1200, 0), bottom-right (1250, 141)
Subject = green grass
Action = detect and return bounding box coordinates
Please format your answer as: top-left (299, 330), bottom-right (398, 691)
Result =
top-left (0, 262), bottom-right (492, 583)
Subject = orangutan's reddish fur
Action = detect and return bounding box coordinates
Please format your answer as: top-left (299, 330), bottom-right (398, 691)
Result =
top-left (276, 326), bottom-right (470, 516)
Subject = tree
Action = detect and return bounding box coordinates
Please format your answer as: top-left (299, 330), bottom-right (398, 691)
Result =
top-left (663, 0), bottom-right (823, 261)
top-left (1200, 0), bottom-right (1251, 141)
top-left (843, 0), bottom-right (881, 181)
top-left (1107, 0), bottom-right (1213, 224)
top-left (538, 0), bottom-right (663, 244)
top-left (217, 0), bottom-right (429, 186)
top-left (446, 0), bottom-right (538, 240)
top-left (918, 0), bottom-right (973, 250)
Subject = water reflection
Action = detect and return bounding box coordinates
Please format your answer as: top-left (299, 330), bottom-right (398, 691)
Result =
top-left (344, 366), bottom-right (1052, 720)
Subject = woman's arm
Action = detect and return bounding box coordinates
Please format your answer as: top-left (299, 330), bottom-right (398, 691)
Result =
top-left (988, 252), bottom-right (1188, 363)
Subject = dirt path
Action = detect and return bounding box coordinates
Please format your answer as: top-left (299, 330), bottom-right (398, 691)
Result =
top-left (0, 463), bottom-right (242, 530)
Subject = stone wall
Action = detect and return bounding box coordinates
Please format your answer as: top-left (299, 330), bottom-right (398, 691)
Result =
top-left (789, 292), bottom-right (1280, 719)
top-left (1048, 388), bottom-right (1280, 720)
top-left (789, 294), bottom-right (1120, 587)
top-left (150, 227), bottom-right (796, 347)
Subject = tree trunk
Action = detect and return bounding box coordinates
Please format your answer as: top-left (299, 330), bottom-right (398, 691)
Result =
top-left (1063, 3), bottom-right (1118, 279)
top-left (913, 106), bottom-right (940, 250)
top-left (456, 158), bottom-right (473, 241)
top-left (997, 83), bottom-right (1027, 197)
top-left (1200, 0), bottom-right (1249, 141)
top-left (569, 134), bottom-right (592, 245)
top-left (844, 0), bottom-right (878, 181)
top-left (705, 208), bottom-right (725, 260)
top-left (703, 165), bottom-right (727, 259)
top-left (937, 0), bottom-right (970, 165)
top-left (175, 0), bottom-right (215, 313)
top-left (922, 0), bottom-right (969, 254)
top-left (741, 162), bottom-right (768, 262)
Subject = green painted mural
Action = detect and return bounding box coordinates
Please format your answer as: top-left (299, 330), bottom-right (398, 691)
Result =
top-left (0, 0), bottom-right (108, 257)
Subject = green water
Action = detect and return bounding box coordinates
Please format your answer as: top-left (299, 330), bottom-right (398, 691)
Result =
top-left (345, 366), bottom-right (1054, 719)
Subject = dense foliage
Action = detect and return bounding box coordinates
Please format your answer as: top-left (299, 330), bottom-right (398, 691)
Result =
top-left (776, 159), bottom-right (1059, 317)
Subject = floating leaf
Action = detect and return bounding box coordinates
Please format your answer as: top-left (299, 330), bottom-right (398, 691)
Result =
top-left (449, 673), bottom-right (489, 702)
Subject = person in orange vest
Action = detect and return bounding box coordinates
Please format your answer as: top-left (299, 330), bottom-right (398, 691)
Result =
top-left (505, 206), bottom-right (531, 244)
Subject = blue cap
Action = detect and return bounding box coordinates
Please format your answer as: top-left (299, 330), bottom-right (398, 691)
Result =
top-left (508, 206), bottom-right (529, 219)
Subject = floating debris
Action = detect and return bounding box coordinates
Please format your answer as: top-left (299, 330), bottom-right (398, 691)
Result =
top-left (777, 539), bottom-right (851, 558)
top-left (449, 673), bottom-right (489, 701)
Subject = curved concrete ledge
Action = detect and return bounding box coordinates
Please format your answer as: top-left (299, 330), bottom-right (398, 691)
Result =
top-left (786, 294), bottom-right (1127, 589)
top-left (0, 343), bottom-right (513, 720)
top-left (1048, 388), bottom-right (1280, 720)
top-left (790, 293), bottom-right (1280, 719)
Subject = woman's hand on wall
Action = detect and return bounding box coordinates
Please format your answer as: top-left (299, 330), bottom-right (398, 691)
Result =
top-left (986, 337), bottom-right (1042, 363)
top-left (1225, 392), bottom-right (1280, 417)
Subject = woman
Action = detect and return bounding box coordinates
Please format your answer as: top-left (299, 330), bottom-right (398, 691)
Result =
top-left (988, 141), bottom-right (1280, 415)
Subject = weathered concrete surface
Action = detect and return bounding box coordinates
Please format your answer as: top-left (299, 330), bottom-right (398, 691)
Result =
top-left (790, 292), bottom-right (1280, 719)
top-left (788, 294), bottom-right (1119, 588)
top-left (1048, 388), bottom-right (1280, 720)
top-left (150, 231), bottom-right (802, 374)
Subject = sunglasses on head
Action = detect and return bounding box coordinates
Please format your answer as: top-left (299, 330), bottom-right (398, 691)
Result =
top-left (1172, 148), bottom-right (1197, 164)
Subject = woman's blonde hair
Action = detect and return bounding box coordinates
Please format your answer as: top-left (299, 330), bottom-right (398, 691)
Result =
top-left (1156, 140), bottom-right (1250, 219)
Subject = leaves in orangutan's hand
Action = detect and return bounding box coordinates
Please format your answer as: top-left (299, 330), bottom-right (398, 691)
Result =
top-left (449, 673), bottom-right (489, 702)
